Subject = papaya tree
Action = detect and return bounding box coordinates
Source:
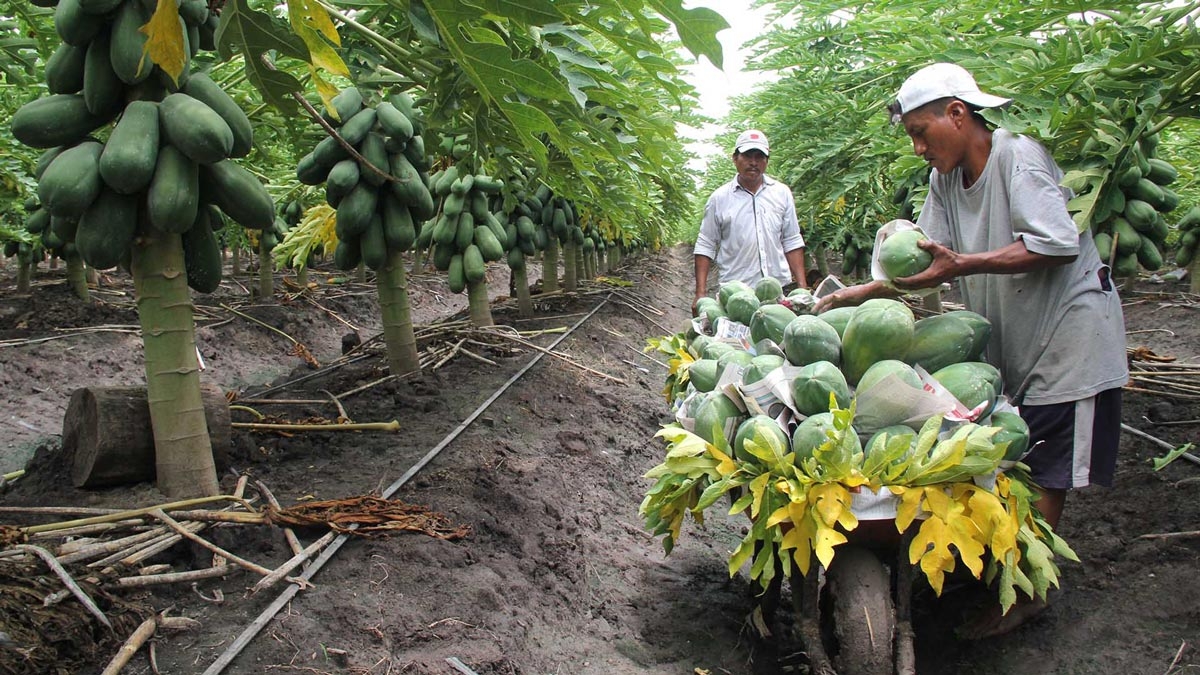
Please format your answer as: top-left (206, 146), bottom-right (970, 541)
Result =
top-left (9, 1), bottom-right (275, 498)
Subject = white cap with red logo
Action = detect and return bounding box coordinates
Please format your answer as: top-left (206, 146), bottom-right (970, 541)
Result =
top-left (734, 129), bottom-right (769, 156)
top-left (895, 63), bottom-right (1011, 116)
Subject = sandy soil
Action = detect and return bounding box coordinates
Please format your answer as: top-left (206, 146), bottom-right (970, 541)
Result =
top-left (0, 245), bottom-right (1197, 675)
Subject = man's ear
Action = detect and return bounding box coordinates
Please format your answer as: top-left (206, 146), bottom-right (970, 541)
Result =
top-left (946, 99), bottom-right (969, 125)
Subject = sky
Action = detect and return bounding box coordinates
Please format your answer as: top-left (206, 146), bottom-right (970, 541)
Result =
top-left (678, 0), bottom-right (776, 167)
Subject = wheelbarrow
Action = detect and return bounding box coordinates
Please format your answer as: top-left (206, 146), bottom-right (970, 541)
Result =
top-left (753, 511), bottom-right (919, 675)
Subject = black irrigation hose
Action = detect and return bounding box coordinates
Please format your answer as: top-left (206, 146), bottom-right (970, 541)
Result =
top-left (202, 293), bottom-right (613, 675)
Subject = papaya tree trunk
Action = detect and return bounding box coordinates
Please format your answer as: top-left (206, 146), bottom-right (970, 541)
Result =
top-left (48, 254), bottom-right (58, 270)
top-left (1191, 256), bottom-right (1200, 294)
top-left (376, 249), bottom-right (420, 375)
top-left (231, 245), bottom-right (241, 276)
top-left (411, 247), bottom-right (426, 277)
top-left (513, 263), bottom-right (534, 318)
top-left (574, 243), bottom-right (585, 282)
top-left (357, 261), bottom-right (368, 283)
top-left (542, 238), bottom-right (560, 292)
top-left (258, 239), bottom-right (274, 299)
top-left (85, 264), bottom-right (99, 287)
top-left (466, 277), bottom-right (493, 327)
top-left (131, 231), bottom-right (219, 498)
top-left (562, 240), bottom-right (578, 291)
top-left (16, 254), bottom-right (32, 293)
top-left (814, 244), bottom-right (830, 277)
top-left (296, 265), bottom-right (309, 288)
top-left (598, 249), bottom-right (608, 275)
top-left (65, 251), bottom-right (89, 301)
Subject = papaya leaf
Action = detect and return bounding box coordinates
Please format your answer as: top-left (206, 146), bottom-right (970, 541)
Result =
top-left (728, 491), bottom-right (753, 516)
top-left (285, 0), bottom-right (349, 112)
top-left (742, 426), bottom-right (792, 473)
top-left (642, 0), bottom-right (727, 68)
top-left (140, 0), bottom-right (187, 85)
top-left (695, 477), bottom-right (735, 511)
top-left (782, 510), bottom-right (818, 576)
top-left (1151, 442), bottom-right (1195, 470)
top-left (215, 0), bottom-right (308, 114)
top-left (891, 485), bottom-right (924, 534)
top-left (910, 516), bottom-right (958, 595)
top-left (811, 515), bottom-right (848, 569)
top-left (964, 484), bottom-right (1019, 563)
top-left (406, 0), bottom-right (440, 46)
top-left (748, 472), bottom-right (771, 519)
top-left (728, 532), bottom-right (757, 578)
top-left (663, 430), bottom-right (708, 458)
top-left (462, 0), bottom-right (562, 25)
top-left (749, 538), bottom-right (777, 586)
top-left (811, 482), bottom-right (856, 531)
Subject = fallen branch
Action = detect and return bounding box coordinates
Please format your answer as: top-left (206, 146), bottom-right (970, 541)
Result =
top-left (1138, 530), bottom-right (1200, 541)
top-left (256, 481), bottom-right (305, 560)
top-left (151, 509), bottom-right (273, 577)
top-left (92, 523), bottom-right (205, 570)
top-left (1144, 417), bottom-right (1200, 426)
top-left (20, 495), bottom-right (257, 535)
top-left (250, 531), bottom-right (337, 595)
top-left (1122, 385), bottom-right (1200, 402)
top-left (320, 389), bottom-right (351, 423)
top-left (1120, 423), bottom-right (1200, 467)
top-left (481, 327), bottom-right (626, 384)
top-left (116, 565), bottom-right (237, 589)
top-left (58, 528), bottom-right (167, 565)
top-left (231, 420), bottom-right (400, 433)
top-left (11, 544), bottom-right (111, 629)
top-left (100, 614), bottom-right (200, 675)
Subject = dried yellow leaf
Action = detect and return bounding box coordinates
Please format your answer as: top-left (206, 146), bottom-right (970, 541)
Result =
top-left (140, 0), bottom-right (187, 85)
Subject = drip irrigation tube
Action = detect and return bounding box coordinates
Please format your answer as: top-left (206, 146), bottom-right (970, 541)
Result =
top-left (201, 293), bottom-right (613, 675)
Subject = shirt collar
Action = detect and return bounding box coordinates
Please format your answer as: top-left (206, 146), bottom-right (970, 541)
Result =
top-left (733, 174), bottom-right (775, 193)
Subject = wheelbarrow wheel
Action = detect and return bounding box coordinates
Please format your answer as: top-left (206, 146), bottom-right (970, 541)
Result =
top-left (824, 546), bottom-right (895, 675)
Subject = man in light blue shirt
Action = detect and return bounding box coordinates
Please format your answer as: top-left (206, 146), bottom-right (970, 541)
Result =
top-left (693, 129), bottom-right (807, 312)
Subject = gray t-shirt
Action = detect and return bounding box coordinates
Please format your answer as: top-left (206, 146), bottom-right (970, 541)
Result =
top-left (917, 129), bottom-right (1128, 406)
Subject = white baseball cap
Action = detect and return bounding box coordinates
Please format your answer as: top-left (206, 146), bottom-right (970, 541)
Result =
top-left (894, 63), bottom-right (1011, 116)
top-left (734, 129), bottom-right (769, 156)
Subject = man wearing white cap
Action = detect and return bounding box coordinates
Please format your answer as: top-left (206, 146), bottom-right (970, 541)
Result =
top-left (693, 129), bottom-right (807, 311)
top-left (816, 63), bottom-right (1128, 637)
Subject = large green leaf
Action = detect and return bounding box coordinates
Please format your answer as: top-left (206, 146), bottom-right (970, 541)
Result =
top-left (215, 0), bottom-right (309, 113)
top-left (643, 0), bottom-right (727, 68)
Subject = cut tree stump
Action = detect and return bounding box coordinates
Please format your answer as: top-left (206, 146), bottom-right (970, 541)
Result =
top-left (64, 383), bottom-right (231, 488)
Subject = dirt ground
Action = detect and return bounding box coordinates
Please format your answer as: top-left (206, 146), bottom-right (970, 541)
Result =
top-left (0, 245), bottom-right (1197, 675)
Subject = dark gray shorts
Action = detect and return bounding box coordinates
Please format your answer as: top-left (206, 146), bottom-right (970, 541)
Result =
top-left (1019, 388), bottom-right (1123, 489)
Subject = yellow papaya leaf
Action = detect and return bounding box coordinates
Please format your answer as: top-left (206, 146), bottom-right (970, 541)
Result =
top-left (748, 472), bottom-right (770, 518)
top-left (811, 482), bottom-right (857, 531)
top-left (964, 485), bottom-right (1019, 562)
top-left (309, 67), bottom-right (341, 115)
top-left (910, 517), bottom-right (957, 594)
top-left (766, 504), bottom-right (792, 529)
top-left (287, 0), bottom-right (350, 78)
top-left (891, 485), bottom-right (924, 533)
top-left (782, 512), bottom-right (818, 576)
top-left (812, 518), bottom-right (848, 569)
top-left (140, 0), bottom-right (187, 86)
top-left (922, 485), bottom-right (956, 520)
top-left (945, 500), bottom-right (986, 577)
top-left (708, 445), bottom-right (739, 477)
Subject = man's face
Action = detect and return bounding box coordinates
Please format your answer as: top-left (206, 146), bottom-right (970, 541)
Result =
top-left (733, 149), bottom-right (768, 184)
top-left (901, 102), bottom-right (966, 174)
